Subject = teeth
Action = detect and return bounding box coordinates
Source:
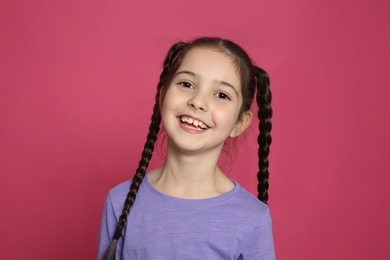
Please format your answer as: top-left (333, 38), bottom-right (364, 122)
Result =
top-left (180, 116), bottom-right (208, 129)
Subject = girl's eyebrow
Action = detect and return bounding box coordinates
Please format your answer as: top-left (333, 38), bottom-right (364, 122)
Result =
top-left (175, 70), bottom-right (239, 96)
top-left (175, 70), bottom-right (197, 78)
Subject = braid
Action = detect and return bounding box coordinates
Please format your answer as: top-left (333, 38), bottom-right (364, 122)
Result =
top-left (103, 41), bottom-right (186, 260)
top-left (254, 66), bottom-right (272, 204)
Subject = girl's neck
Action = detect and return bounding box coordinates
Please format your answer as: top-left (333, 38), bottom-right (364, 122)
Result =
top-left (148, 145), bottom-right (235, 199)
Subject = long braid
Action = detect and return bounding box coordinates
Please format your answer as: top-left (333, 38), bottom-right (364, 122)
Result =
top-left (103, 41), bottom-right (186, 260)
top-left (254, 66), bottom-right (272, 204)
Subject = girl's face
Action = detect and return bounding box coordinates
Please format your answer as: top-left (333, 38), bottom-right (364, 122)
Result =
top-left (161, 47), bottom-right (252, 155)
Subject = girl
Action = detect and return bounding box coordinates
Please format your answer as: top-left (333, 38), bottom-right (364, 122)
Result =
top-left (98, 37), bottom-right (274, 260)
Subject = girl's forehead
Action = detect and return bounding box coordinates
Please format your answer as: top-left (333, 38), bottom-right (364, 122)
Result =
top-left (181, 47), bottom-right (231, 63)
top-left (177, 47), bottom-right (241, 86)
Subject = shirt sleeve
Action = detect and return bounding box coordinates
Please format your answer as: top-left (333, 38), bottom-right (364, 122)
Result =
top-left (240, 208), bottom-right (276, 260)
top-left (97, 192), bottom-right (122, 260)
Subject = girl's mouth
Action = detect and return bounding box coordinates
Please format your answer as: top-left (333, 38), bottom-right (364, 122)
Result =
top-left (179, 116), bottom-right (209, 130)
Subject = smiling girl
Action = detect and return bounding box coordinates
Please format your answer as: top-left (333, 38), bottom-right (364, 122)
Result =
top-left (98, 37), bottom-right (274, 260)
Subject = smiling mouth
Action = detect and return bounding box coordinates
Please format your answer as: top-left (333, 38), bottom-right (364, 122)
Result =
top-left (179, 116), bottom-right (209, 130)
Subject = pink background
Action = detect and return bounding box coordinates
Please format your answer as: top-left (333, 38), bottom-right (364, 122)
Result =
top-left (1, 0), bottom-right (389, 259)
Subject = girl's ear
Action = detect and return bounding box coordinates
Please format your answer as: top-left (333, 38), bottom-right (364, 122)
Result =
top-left (230, 111), bottom-right (252, 138)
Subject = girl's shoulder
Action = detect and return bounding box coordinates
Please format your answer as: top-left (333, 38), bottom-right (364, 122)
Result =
top-left (105, 179), bottom-right (134, 214)
top-left (230, 181), bottom-right (271, 217)
top-left (109, 179), bottom-right (133, 197)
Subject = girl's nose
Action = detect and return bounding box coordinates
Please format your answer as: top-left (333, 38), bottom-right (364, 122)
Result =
top-left (187, 91), bottom-right (208, 112)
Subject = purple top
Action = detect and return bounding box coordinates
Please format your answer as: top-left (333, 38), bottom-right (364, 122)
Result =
top-left (98, 174), bottom-right (275, 259)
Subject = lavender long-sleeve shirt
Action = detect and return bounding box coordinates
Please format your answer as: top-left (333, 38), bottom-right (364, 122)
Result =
top-left (98, 175), bottom-right (275, 259)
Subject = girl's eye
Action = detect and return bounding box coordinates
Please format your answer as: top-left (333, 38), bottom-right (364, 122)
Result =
top-left (215, 92), bottom-right (231, 100)
top-left (179, 82), bottom-right (193, 88)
